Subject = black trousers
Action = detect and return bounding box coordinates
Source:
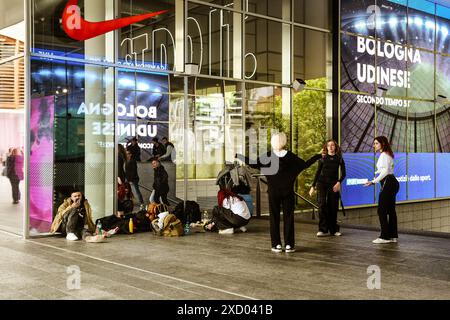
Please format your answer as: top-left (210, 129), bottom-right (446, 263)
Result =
top-left (268, 191), bottom-right (295, 248)
top-left (9, 178), bottom-right (20, 202)
top-left (59, 209), bottom-right (91, 240)
top-left (317, 183), bottom-right (340, 234)
top-left (378, 175), bottom-right (400, 240)
top-left (154, 189), bottom-right (169, 206)
top-left (211, 206), bottom-right (249, 230)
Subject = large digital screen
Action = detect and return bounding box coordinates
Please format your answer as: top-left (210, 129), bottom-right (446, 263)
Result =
top-left (341, 0), bottom-right (450, 206)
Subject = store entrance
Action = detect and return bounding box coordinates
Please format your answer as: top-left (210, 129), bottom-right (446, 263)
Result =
top-left (0, 15), bottom-right (25, 235)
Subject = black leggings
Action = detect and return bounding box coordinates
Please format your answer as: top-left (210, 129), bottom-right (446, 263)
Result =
top-left (317, 183), bottom-right (340, 234)
top-left (378, 175), bottom-right (400, 240)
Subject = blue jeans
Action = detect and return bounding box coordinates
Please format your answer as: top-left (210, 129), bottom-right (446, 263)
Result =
top-left (130, 181), bottom-right (144, 205)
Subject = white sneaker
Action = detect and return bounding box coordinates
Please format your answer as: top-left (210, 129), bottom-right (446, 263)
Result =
top-left (66, 233), bottom-right (78, 241)
top-left (316, 231), bottom-right (328, 237)
top-left (391, 238), bottom-right (398, 243)
top-left (372, 238), bottom-right (392, 244)
top-left (285, 245), bottom-right (296, 253)
top-left (333, 232), bottom-right (342, 236)
top-left (218, 228), bottom-right (234, 234)
top-left (271, 244), bottom-right (282, 253)
top-left (239, 226), bottom-right (247, 233)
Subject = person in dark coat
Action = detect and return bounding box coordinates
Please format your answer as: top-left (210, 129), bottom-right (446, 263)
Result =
top-left (126, 150), bottom-right (145, 209)
top-left (151, 159), bottom-right (169, 206)
top-left (6, 148), bottom-right (24, 204)
top-left (152, 137), bottom-right (166, 159)
top-left (237, 132), bottom-right (321, 253)
top-left (126, 137), bottom-right (141, 162)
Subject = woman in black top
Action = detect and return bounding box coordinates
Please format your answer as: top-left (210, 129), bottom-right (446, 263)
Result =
top-left (237, 132), bottom-right (321, 253)
top-left (309, 140), bottom-right (346, 237)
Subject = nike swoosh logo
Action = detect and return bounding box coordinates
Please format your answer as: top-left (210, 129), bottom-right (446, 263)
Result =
top-left (62, 0), bottom-right (168, 41)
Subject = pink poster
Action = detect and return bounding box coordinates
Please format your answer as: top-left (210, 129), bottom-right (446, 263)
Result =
top-left (29, 96), bottom-right (54, 233)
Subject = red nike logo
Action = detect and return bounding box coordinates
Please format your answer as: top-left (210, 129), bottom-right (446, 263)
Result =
top-left (62, 0), bottom-right (168, 41)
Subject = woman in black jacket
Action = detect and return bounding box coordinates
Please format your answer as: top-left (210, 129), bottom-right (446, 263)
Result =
top-left (309, 139), bottom-right (346, 237)
top-left (237, 132), bottom-right (321, 253)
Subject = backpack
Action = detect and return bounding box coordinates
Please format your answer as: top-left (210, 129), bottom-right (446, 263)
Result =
top-left (147, 202), bottom-right (169, 221)
top-left (174, 201), bottom-right (201, 224)
top-left (151, 213), bottom-right (184, 237)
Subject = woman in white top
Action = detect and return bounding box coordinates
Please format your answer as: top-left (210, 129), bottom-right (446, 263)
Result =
top-left (205, 189), bottom-right (251, 234)
top-left (364, 136), bottom-right (400, 244)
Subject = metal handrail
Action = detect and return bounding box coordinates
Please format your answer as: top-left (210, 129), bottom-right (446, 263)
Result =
top-left (252, 174), bottom-right (318, 219)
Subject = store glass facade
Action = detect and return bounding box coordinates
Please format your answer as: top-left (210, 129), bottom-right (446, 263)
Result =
top-left (1, 0), bottom-right (448, 237)
top-left (23, 0), bottom-right (333, 236)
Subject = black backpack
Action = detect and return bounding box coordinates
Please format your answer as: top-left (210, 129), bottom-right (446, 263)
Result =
top-left (173, 201), bottom-right (201, 224)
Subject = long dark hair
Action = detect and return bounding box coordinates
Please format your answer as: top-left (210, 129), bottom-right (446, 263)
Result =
top-left (374, 136), bottom-right (394, 158)
top-left (118, 144), bottom-right (127, 164)
top-left (322, 139), bottom-right (342, 158)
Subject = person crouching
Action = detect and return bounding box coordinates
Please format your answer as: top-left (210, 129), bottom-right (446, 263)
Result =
top-left (205, 189), bottom-right (251, 234)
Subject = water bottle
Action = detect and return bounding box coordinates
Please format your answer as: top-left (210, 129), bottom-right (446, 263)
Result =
top-left (96, 221), bottom-right (102, 235)
top-left (202, 210), bottom-right (209, 223)
top-left (184, 220), bottom-right (190, 235)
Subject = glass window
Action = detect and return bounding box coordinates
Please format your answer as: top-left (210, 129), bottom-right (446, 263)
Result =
top-left (187, 4), bottom-right (239, 78)
top-left (119, 0), bottom-right (174, 71)
top-left (295, 0), bottom-right (330, 30)
top-left (246, 0), bottom-right (288, 21)
top-left (32, 0), bottom-right (115, 63)
top-left (294, 27), bottom-right (331, 89)
top-left (30, 57), bottom-right (114, 234)
top-left (245, 16), bottom-right (285, 83)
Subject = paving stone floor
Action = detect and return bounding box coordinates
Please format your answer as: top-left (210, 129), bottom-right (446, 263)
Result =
top-left (0, 218), bottom-right (449, 300)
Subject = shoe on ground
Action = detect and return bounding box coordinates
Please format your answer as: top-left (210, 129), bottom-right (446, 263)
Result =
top-left (271, 244), bottom-right (282, 253)
top-left (85, 235), bottom-right (106, 243)
top-left (316, 231), bottom-right (328, 237)
top-left (218, 228), bottom-right (234, 234)
top-left (239, 226), bottom-right (247, 233)
top-left (66, 233), bottom-right (79, 241)
top-left (285, 245), bottom-right (296, 253)
top-left (13, 201), bottom-right (19, 204)
top-left (333, 232), bottom-right (342, 236)
top-left (372, 238), bottom-right (392, 244)
top-left (104, 227), bottom-right (120, 238)
top-left (390, 238), bottom-right (398, 243)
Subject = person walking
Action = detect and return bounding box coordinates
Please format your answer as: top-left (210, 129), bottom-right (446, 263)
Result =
top-left (309, 140), bottom-right (346, 237)
top-left (237, 132), bottom-right (321, 253)
top-left (6, 148), bottom-right (23, 204)
top-left (151, 158), bottom-right (169, 206)
top-left (125, 149), bottom-right (145, 210)
top-left (126, 137), bottom-right (141, 162)
top-left (118, 144), bottom-right (127, 184)
top-left (364, 136), bottom-right (399, 244)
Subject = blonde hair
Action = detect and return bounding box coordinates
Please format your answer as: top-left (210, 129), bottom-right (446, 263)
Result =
top-left (271, 132), bottom-right (287, 151)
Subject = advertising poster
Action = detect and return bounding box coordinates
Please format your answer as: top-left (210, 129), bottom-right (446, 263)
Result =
top-left (340, 0), bottom-right (450, 205)
top-left (29, 96), bottom-right (54, 233)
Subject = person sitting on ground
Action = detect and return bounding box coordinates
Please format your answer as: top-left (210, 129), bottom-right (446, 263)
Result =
top-left (50, 190), bottom-right (105, 242)
top-left (205, 189), bottom-right (251, 234)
